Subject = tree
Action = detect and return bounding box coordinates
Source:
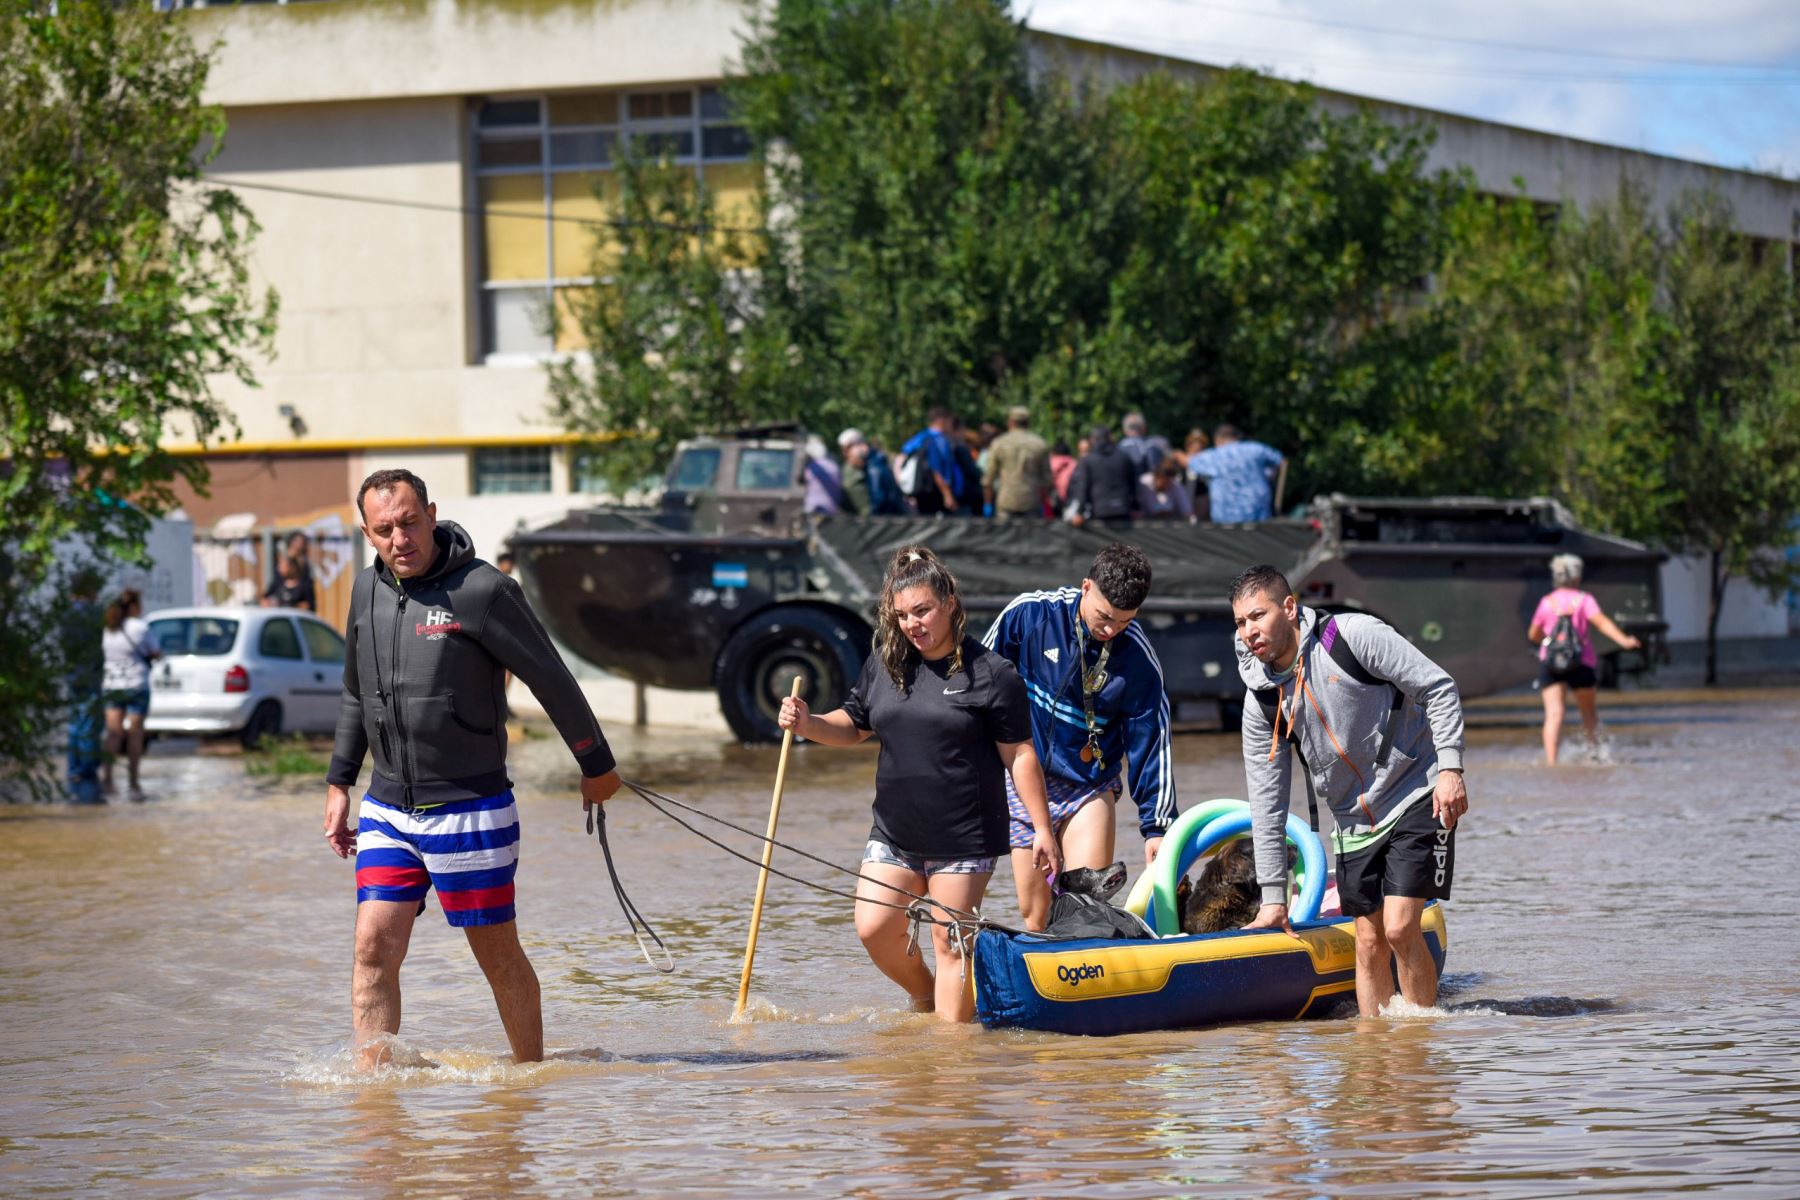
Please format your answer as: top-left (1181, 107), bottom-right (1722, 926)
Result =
top-left (0, 0), bottom-right (276, 798)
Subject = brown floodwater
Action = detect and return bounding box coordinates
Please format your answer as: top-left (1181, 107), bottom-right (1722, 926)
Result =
top-left (3, 687), bottom-right (1799, 1198)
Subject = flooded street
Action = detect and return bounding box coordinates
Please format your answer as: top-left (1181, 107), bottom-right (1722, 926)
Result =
top-left (4, 687), bottom-right (1799, 1198)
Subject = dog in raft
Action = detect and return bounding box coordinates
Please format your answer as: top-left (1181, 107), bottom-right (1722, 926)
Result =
top-left (1176, 839), bottom-right (1294, 934)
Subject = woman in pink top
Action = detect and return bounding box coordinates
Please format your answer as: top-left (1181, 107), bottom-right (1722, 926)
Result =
top-left (1527, 554), bottom-right (1642, 765)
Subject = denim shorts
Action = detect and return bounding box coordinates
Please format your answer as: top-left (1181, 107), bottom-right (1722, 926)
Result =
top-left (862, 839), bottom-right (995, 877)
top-left (103, 688), bottom-right (151, 716)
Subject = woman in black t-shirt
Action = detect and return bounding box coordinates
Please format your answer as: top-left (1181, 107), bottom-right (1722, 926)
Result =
top-left (779, 545), bottom-right (1058, 1022)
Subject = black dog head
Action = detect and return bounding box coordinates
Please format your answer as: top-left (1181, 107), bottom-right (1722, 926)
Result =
top-left (1057, 861), bottom-right (1128, 902)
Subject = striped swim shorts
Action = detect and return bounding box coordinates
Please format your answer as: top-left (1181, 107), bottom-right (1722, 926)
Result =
top-left (1004, 771), bottom-right (1122, 850)
top-left (354, 791), bottom-right (521, 927)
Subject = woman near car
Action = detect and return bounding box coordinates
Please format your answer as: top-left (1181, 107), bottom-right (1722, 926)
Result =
top-left (1528, 553), bottom-right (1642, 765)
top-left (777, 545), bottom-right (1059, 1022)
top-left (100, 589), bottom-right (160, 801)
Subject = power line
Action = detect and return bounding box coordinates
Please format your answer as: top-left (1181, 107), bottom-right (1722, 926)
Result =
top-left (200, 175), bottom-right (772, 236)
top-left (1156, 0), bottom-right (1800, 75)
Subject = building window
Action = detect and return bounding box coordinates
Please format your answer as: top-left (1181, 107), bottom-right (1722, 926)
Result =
top-left (472, 87), bottom-right (756, 359)
top-left (473, 446), bottom-right (553, 494)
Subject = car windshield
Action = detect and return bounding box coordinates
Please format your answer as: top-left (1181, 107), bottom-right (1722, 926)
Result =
top-left (149, 616), bottom-right (240, 657)
top-left (670, 447), bottom-right (721, 490)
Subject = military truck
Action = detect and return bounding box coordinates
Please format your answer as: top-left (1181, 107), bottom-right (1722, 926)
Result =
top-left (510, 427), bottom-right (1666, 741)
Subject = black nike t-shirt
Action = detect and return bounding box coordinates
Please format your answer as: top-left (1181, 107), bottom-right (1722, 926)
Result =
top-left (841, 636), bottom-right (1032, 858)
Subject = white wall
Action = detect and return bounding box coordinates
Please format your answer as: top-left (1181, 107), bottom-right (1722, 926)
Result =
top-left (1660, 554), bottom-right (1791, 641)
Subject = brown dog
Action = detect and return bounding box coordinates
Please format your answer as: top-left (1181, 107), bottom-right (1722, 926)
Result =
top-left (1176, 838), bottom-right (1295, 934)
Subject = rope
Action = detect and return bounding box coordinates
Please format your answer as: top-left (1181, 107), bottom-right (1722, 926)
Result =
top-left (618, 778), bottom-right (1023, 949)
top-left (587, 802), bottom-right (675, 972)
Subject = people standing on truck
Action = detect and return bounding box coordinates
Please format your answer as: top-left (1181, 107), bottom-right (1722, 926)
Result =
top-left (982, 543), bottom-right (1176, 931)
top-left (1065, 425), bottom-right (1140, 526)
top-left (1181, 428), bottom-right (1212, 520)
top-left (1048, 439), bottom-right (1078, 510)
top-left (1137, 455), bottom-right (1196, 521)
top-left (985, 406), bottom-right (1052, 520)
top-left (321, 468), bottom-right (622, 1067)
top-left (777, 545), bottom-right (1058, 1021)
top-left (1117, 411), bottom-right (1172, 480)
top-left (898, 407), bottom-right (964, 516)
top-left (1528, 553), bottom-right (1643, 766)
top-left (1189, 425), bottom-right (1286, 523)
top-left (100, 588), bottom-right (160, 802)
top-left (837, 429), bottom-right (905, 516)
top-left (1229, 564), bottom-right (1468, 1017)
top-left (800, 436), bottom-right (845, 515)
top-left (952, 421), bottom-right (986, 516)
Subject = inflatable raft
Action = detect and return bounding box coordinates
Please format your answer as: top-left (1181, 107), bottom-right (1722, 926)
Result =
top-left (972, 799), bottom-right (1448, 1035)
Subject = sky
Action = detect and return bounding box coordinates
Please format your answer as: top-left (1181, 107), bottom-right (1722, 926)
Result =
top-left (1022, 0), bottom-right (1800, 178)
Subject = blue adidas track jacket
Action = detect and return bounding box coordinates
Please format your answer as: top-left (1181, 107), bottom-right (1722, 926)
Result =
top-left (981, 588), bottom-right (1177, 838)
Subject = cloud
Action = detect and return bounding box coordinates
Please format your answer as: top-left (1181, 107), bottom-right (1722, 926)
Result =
top-left (1021, 0), bottom-right (1800, 175)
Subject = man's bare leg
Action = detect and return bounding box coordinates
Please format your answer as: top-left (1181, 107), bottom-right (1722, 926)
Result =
top-left (1352, 912), bottom-right (1395, 1017)
top-left (465, 920), bottom-right (543, 1063)
top-left (1011, 797), bottom-right (1116, 931)
top-left (352, 899), bottom-right (418, 1067)
top-left (1383, 895), bottom-right (1438, 1009)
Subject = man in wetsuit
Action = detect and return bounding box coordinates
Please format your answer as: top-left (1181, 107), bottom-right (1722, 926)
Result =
top-left (982, 543), bottom-right (1176, 930)
top-left (322, 468), bottom-right (621, 1064)
top-left (1230, 563), bottom-right (1468, 1016)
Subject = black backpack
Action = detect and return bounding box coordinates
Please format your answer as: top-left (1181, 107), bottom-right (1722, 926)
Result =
top-left (1251, 612), bottom-right (1405, 831)
top-left (1545, 607), bottom-right (1580, 673)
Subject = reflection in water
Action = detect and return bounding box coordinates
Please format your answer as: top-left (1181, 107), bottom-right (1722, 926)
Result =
top-left (3, 689), bottom-right (1800, 1197)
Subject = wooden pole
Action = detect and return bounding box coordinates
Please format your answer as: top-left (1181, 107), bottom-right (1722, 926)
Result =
top-left (1272, 459), bottom-right (1289, 518)
top-left (733, 675), bottom-right (803, 1021)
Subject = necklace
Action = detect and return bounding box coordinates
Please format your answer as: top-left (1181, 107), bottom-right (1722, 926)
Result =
top-left (1071, 612), bottom-right (1112, 768)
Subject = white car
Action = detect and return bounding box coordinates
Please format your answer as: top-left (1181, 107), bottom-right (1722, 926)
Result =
top-left (144, 606), bottom-right (348, 746)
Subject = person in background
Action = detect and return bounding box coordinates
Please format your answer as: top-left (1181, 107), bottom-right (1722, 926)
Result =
top-left (1181, 428), bottom-right (1212, 520)
top-left (985, 406), bottom-right (1052, 520)
top-left (62, 569), bottom-right (107, 804)
top-left (777, 546), bottom-right (1057, 1021)
top-left (101, 588), bottom-right (160, 801)
top-left (838, 429), bottom-right (906, 516)
top-left (495, 552), bottom-right (515, 575)
top-left (1528, 553), bottom-right (1643, 765)
top-left (899, 407), bottom-right (963, 516)
top-left (1066, 425), bottom-right (1139, 526)
top-left (262, 554), bottom-right (311, 608)
top-left (952, 421), bottom-right (986, 516)
top-left (1048, 440), bottom-right (1078, 509)
top-left (800, 436), bottom-right (845, 515)
top-left (1188, 424), bottom-right (1285, 523)
top-left (1137, 455), bottom-right (1196, 521)
top-left (270, 531), bottom-right (317, 612)
top-left (1117, 411), bottom-right (1172, 480)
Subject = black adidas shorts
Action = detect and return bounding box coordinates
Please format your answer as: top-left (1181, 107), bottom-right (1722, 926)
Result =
top-left (1336, 797), bottom-right (1454, 918)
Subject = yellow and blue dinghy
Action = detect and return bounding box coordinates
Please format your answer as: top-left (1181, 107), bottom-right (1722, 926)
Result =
top-left (972, 799), bottom-right (1447, 1035)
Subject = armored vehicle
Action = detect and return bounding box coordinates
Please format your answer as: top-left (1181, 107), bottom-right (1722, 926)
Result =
top-left (511, 428), bottom-right (1666, 741)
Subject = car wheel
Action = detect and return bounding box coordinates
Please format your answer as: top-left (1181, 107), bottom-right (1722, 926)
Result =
top-left (240, 699), bottom-right (283, 749)
top-left (714, 607), bottom-right (869, 743)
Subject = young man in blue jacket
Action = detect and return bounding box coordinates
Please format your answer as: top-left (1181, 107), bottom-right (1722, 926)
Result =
top-left (982, 543), bottom-right (1176, 929)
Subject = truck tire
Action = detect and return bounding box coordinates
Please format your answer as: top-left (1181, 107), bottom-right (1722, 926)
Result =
top-left (714, 607), bottom-right (869, 743)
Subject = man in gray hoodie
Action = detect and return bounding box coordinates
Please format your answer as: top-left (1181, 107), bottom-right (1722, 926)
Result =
top-left (1229, 564), bottom-right (1469, 1016)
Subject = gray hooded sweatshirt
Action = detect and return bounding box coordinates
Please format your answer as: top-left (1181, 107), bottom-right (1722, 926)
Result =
top-left (1237, 606), bottom-right (1464, 906)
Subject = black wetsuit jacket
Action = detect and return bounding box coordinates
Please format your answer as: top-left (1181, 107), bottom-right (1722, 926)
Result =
top-left (327, 521), bottom-right (615, 807)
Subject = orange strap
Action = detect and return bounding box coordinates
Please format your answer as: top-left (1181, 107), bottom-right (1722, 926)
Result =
top-left (1268, 638), bottom-right (1376, 826)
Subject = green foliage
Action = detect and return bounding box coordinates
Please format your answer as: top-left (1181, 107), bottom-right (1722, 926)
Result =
top-left (243, 735), bottom-right (329, 779)
top-left (0, 0), bottom-right (276, 798)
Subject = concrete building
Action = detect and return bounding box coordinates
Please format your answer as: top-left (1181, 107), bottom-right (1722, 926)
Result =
top-left (162, 1), bottom-right (1796, 695)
